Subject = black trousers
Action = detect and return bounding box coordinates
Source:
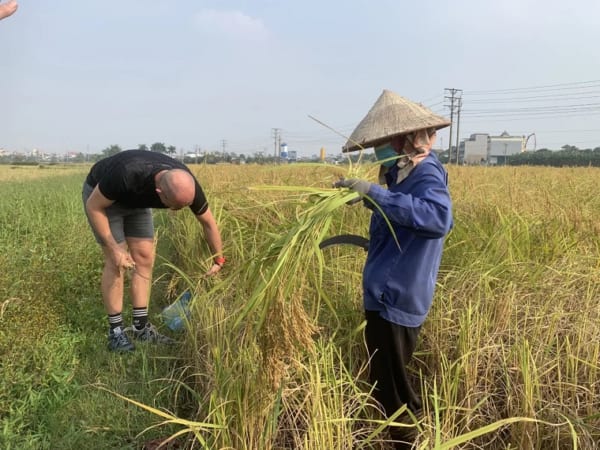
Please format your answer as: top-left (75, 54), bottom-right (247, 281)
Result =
top-left (365, 310), bottom-right (423, 417)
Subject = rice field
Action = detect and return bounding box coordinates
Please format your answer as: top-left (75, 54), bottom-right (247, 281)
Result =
top-left (1, 162), bottom-right (598, 449)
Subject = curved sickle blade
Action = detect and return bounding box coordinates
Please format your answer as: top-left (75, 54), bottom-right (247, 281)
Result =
top-left (319, 234), bottom-right (369, 251)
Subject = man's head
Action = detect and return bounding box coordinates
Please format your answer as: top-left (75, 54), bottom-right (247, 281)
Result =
top-left (156, 169), bottom-right (195, 210)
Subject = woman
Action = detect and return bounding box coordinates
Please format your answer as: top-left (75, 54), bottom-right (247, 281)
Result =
top-left (335, 90), bottom-right (453, 448)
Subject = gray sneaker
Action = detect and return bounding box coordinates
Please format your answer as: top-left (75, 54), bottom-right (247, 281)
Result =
top-left (127, 323), bottom-right (175, 345)
top-left (108, 326), bottom-right (135, 352)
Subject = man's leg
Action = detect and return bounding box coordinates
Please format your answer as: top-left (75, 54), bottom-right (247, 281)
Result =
top-left (126, 237), bottom-right (155, 308)
top-left (82, 184), bottom-right (134, 351)
top-left (100, 241), bottom-right (135, 352)
top-left (126, 236), bottom-right (174, 344)
top-left (100, 241), bottom-right (129, 315)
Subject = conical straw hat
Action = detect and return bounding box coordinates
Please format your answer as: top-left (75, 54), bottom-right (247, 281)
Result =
top-left (343, 89), bottom-right (451, 152)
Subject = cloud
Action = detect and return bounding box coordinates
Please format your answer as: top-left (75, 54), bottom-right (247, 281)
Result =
top-left (193, 9), bottom-right (269, 42)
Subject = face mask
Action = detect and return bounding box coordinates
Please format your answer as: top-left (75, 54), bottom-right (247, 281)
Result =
top-left (374, 144), bottom-right (398, 167)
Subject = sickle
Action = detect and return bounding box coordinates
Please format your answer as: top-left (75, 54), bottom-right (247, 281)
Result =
top-left (319, 234), bottom-right (369, 251)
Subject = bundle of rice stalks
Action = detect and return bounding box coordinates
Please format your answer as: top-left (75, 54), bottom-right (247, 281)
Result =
top-left (236, 184), bottom-right (366, 388)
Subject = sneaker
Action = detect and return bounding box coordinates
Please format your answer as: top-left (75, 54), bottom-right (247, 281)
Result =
top-left (127, 323), bottom-right (175, 345)
top-left (108, 326), bottom-right (135, 352)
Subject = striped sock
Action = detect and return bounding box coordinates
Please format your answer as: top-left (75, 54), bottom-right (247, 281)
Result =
top-left (132, 307), bottom-right (148, 330)
top-left (108, 313), bottom-right (123, 330)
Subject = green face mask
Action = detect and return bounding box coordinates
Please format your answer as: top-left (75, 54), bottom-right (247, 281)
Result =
top-left (374, 144), bottom-right (398, 167)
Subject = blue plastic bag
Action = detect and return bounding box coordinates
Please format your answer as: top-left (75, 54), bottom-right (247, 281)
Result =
top-left (161, 290), bottom-right (192, 332)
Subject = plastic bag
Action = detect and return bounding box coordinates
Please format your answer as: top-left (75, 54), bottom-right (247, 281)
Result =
top-left (161, 290), bottom-right (192, 332)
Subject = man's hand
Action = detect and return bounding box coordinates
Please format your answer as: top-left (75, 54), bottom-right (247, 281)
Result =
top-left (0, 0), bottom-right (18, 20)
top-left (205, 263), bottom-right (223, 276)
top-left (205, 256), bottom-right (225, 276)
top-left (109, 247), bottom-right (135, 272)
top-left (333, 178), bottom-right (372, 196)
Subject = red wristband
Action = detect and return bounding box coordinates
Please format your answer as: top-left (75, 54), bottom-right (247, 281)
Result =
top-left (214, 256), bottom-right (226, 266)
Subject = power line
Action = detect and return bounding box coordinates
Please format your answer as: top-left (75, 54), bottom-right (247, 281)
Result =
top-left (461, 109), bottom-right (600, 121)
top-left (460, 110), bottom-right (600, 122)
top-left (465, 79), bottom-right (600, 95)
top-left (420, 93), bottom-right (444, 104)
top-left (463, 102), bottom-right (600, 114)
top-left (425, 100), bottom-right (445, 109)
top-left (465, 93), bottom-right (600, 104)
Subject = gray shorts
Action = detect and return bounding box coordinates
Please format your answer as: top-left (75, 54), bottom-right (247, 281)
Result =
top-left (82, 183), bottom-right (154, 244)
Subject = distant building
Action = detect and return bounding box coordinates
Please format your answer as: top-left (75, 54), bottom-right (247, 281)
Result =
top-left (280, 142), bottom-right (288, 159)
top-left (461, 133), bottom-right (488, 164)
top-left (183, 152), bottom-right (204, 163)
top-left (457, 131), bottom-right (526, 165)
top-left (488, 131), bottom-right (525, 165)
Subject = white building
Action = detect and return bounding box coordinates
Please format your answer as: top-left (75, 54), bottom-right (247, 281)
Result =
top-left (457, 131), bottom-right (526, 165)
top-left (461, 133), bottom-right (488, 164)
top-left (488, 131), bottom-right (525, 164)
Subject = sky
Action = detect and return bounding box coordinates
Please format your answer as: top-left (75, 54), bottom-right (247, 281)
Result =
top-left (2, 0), bottom-right (600, 158)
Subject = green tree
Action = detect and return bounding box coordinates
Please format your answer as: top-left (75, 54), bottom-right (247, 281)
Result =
top-left (137, 144), bottom-right (149, 151)
top-left (102, 145), bottom-right (122, 157)
top-left (561, 144), bottom-right (579, 152)
top-left (150, 142), bottom-right (167, 153)
top-left (167, 145), bottom-right (176, 156)
top-left (71, 152), bottom-right (86, 163)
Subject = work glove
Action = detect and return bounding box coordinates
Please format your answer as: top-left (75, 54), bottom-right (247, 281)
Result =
top-left (333, 178), bottom-right (372, 196)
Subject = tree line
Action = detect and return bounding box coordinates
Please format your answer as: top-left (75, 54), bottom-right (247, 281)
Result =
top-left (506, 146), bottom-right (600, 167)
top-left (5, 143), bottom-right (600, 167)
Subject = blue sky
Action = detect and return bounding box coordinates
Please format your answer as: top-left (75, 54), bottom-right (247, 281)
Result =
top-left (2, 0), bottom-right (600, 157)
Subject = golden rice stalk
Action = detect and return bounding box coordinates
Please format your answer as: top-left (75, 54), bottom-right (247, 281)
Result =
top-left (236, 186), bottom-right (361, 388)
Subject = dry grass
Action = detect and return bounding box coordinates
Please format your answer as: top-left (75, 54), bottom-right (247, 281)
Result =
top-left (150, 163), bottom-right (600, 449)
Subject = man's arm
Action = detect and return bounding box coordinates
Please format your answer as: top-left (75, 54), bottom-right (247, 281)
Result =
top-left (86, 185), bottom-right (135, 269)
top-left (195, 207), bottom-right (224, 276)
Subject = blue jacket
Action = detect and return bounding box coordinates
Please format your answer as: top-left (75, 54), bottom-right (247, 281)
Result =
top-left (362, 152), bottom-right (453, 327)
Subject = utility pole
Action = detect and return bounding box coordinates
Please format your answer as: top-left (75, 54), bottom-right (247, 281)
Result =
top-left (271, 128), bottom-right (281, 158)
top-left (221, 139), bottom-right (227, 161)
top-left (444, 88), bottom-right (462, 164)
top-left (444, 88), bottom-right (456, 161)
top-left (454, 97), bottom-right (462, 164)
top-left (277, 132), bottom-right (282, 160)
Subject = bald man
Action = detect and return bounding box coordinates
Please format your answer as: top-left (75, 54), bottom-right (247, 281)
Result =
top-left (0, 0), bottom-right (18, 20)
top-left (83, 150), bottom-right (224, 352)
